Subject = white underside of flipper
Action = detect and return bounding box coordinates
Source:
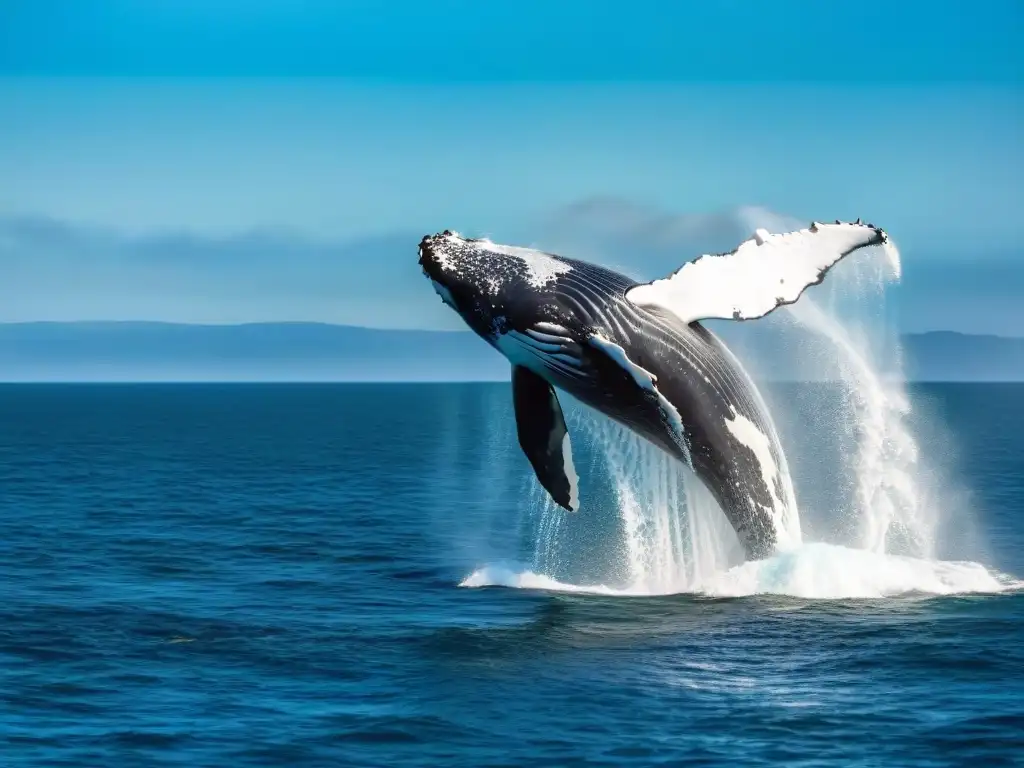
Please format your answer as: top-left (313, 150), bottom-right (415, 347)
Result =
top-left (561, 432), bottom-right (580, 511)
top-left (625, 221), bottom-right (899, 325)
top-left (587, 333), bottom-right (690, 461)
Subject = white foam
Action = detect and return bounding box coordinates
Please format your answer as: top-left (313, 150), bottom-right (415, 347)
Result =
top-left (460, 563), bottom-right (643, 595)
top-left (705, 543), bottom-right (1020, 599)
top-left (460, 544), bottom-right (1022, 599)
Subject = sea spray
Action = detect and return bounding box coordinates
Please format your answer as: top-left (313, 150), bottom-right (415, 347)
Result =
top-left (458, 214), bottom-right (1018, 597)
top-left (735, 208), bottom-right (932, 559)
top-left (462, 543), bottom-right (1019, 598)
top-left (526, 409), bottom-right (743, 593)
top-left (460, 384), bottom-right (1020, 597)
top-left (783, 296), bottom-right (926, 556)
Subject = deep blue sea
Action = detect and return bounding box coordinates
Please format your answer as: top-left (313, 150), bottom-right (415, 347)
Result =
top-left (1, 382), bottom-right (1022, 767)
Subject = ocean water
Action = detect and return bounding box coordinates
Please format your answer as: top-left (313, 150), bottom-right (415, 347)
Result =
top-left (1, 382), bottom-right (1022, 767)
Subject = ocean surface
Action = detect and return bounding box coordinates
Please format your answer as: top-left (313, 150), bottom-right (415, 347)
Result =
top-left (1, 382), bottom-right (1022, 767)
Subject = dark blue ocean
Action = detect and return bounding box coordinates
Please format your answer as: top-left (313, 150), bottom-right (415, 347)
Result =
top-left (1, 382), bottom-right (1022, 767)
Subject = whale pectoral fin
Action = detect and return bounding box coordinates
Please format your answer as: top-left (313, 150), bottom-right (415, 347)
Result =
top-left (511, 365), bottom-right (580, 512)
top-left (585, 333), bottom-right (690, 459)
top-left (624, 221), bottom-right (898, 324)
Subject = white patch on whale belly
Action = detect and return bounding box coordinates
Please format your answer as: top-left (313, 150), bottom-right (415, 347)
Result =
top-left (588, 333), bottom-right (689, 459)
top-left (562, 432), bottom-right (580, 512)
top-left (724, 407), bottom-right (783, 514)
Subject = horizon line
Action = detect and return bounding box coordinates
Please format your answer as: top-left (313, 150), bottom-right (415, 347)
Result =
top-left (0, 320), bottom-right (1017, 339)
top-left (0, 378), bottom-right (1020, 386)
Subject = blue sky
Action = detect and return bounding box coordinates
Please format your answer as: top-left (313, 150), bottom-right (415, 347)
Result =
top-left (0, 0), bottom-right (1021, 333)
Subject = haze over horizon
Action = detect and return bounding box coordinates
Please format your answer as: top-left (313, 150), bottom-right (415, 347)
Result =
top-left (1, 1), bottom-right (1021, 335)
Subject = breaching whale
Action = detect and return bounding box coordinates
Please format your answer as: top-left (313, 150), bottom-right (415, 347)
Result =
top-left (418, 221), bottom-right (896, 560)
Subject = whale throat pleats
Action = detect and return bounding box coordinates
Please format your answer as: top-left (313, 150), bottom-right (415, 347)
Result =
top-left (624, 220), bottom-right (898, 325)
top-left (511, 366), bottom-right (580, 512)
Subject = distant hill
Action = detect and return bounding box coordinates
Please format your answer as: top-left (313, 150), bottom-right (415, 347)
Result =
top-left (0, 322), bottom-right (505, 382)
top-left (0, 322), bottom-right (1021, 382)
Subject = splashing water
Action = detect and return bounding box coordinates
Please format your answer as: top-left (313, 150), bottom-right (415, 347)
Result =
top-left (569, 413), bottom-right (748, 593)
top-left (783, 296), bottom-right (925, 556)
top-left (461, 545), bottom-right (1019, 599)
top-left (463, 396), bottom-right (1020, 597)
top-left (738, 209), bottom-right (928, 559)
top-left (460, 215), bottom-right (1022, 598)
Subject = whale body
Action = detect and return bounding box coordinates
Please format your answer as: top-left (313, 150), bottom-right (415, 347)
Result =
top-left (418, 221), bottom-right (895, 560)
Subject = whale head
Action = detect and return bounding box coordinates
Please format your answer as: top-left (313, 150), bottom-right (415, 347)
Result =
top-left (418, 230), bottom-right (573, 343)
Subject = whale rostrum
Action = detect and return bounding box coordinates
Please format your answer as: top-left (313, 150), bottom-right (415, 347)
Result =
top-left (418, 221), bottom-right (895, 560)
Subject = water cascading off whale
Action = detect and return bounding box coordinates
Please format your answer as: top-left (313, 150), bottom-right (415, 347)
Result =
top-left (418, 221), bottom-right (898, 560)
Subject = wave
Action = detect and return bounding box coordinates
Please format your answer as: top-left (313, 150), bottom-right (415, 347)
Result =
top-left (460, 543), bottom-right (1023, 599)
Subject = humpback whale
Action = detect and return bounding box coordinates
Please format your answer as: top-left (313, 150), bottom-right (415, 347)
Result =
top-left (418, 221), bottom-right (896, 560)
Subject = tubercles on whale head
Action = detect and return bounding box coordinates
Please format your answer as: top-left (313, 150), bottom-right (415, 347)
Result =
top-left (418, 230), bottom-right (574, 343)
top-left (419, 231), bottom-right (571, 290)
top-left (419, 231), bottom-right (477, 309)
top-left (418, 231), bottom-right (522, 343)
